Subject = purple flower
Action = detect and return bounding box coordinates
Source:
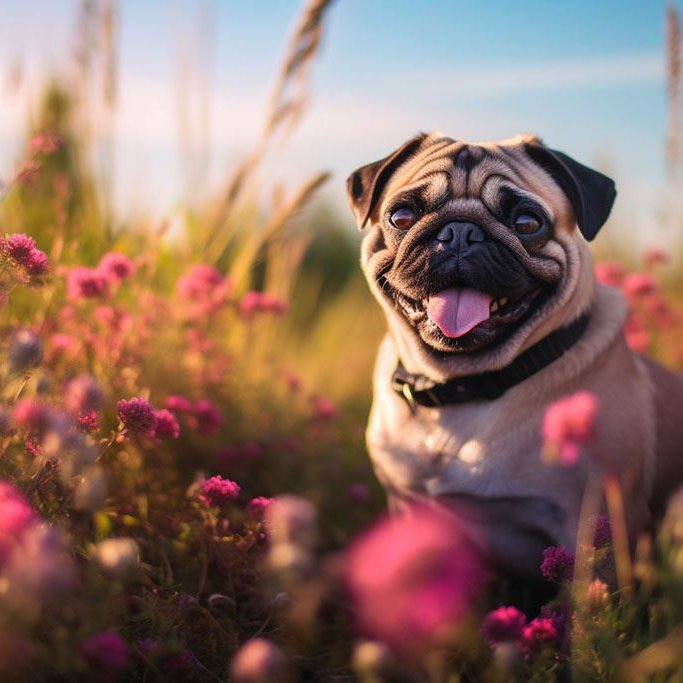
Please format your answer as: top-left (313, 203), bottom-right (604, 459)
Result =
top-left (117, 397), bottom-right (157, 435)
top-left (520, 617), bottom-right (558, 658)
top-left (541, 545), bottom-right (575, 583)
top-left (540, 603), bottom-right (571, 642)
top-left (481, 606), bottom-right (527, 646)
top-left (80, 631), bottom-right (128, 673)
top-left (8, 329), bottom-right (42, 371)
top-left (165, 394), bottom-right (193, 414)
top-left (77, 409), bottom-right (100, 433)
top-left (153, 409), bottom-right (180, 439)
top-left (65, 375), bottom-right (105, 414)
top-left (193, 399), bottom-right (223, 434)
top-left (199, 476), bottom-right (241, 508)
top-left (67, 266), bottom-right (108, 300)
top-left (98, 252), bottom-right (135, 283)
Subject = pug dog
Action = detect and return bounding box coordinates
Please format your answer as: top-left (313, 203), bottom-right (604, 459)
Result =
top-left (347, 132), bottom-right (683, 579)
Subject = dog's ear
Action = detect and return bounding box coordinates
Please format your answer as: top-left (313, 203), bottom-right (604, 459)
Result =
top-left (347, 133), bottom-right (429, 230)
top-left (524, 142), bottom-right (616, 241)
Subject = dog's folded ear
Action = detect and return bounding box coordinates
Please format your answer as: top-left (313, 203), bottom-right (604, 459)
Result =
top-left (524, 142), bottom-right (616, 241)
top-left (347, 133), bottom-right (430, 229)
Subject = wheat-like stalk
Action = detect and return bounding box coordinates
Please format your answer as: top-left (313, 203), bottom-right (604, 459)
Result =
top-left (206, 0), bottom-right (335, 255)
top-left (666, 4), bottom-right (681, 176)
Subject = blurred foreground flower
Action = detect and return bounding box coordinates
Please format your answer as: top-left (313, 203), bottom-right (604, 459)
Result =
top-left (542, 391), bottom-right (598, 466)
top-left (230, 638), bottom-right (290, 683)
top-left (80, 631), bottom-right (128, 677)
top-left (481, 606), bottom-right (527, 646)
top-left (346, 505), bottom-right (486, 652)
top-left (94, 538), bottom-right (139, 581)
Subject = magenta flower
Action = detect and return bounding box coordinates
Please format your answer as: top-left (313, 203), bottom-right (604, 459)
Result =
top-left (153, 409), bottom-right (180, 439)
top-left (117, 398), bottom-right (157, 435)
top-left (28, 131), bottom-right (61, 155)
top-left (77, 409), bottom-right (100, 433)
top-left (12, 399), bottom-right (51, 434)
top-left (0, 233), bottom-right (36, 265)
top-left (246, 496), bottom-right (275, 521)
top-left (0, 483), bottom-right (37, 564)
top-left (311, 396), bottom-right (338, 421)
top-left (176, 264), bottom-right (224, 299)
top-left (80, 631), bottom-right (128, 673)
top-left (542, 391), bottom-right (598, 466)
top-left (165, 394), bottom-right (193, 414)
top-left (346, 505), bottom-right (487, 651)
top-left (481, 606), bottom-right (527, 646)
top-left (199, 476), bottom-right (241, 508)
top-left (193, 399), bottom-right (223, 434)
top-left (540, 546), bottom-right (575, 583)
top-left (98, 252), bottom-right (135, 283)
top-left (239, 291), bottom-right (289, 318)
top-left (66, 267), bottom-right (108, 300)
top-left (25, 249), bottom-right (48, 276)
top-left (520, 617), bottom-right (558, 658)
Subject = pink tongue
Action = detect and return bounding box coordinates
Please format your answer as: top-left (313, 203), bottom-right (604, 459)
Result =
top-left (426, 288), bottom-right (493, 338)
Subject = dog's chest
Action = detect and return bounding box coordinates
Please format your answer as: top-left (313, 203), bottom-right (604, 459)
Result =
top-left (368, 377), bottom-right (547, 499)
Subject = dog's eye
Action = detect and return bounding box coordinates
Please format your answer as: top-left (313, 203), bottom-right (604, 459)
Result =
top-left (389, 206), bottom-right (417, 230)
top-left (513, 213), bottom-right (542, 235)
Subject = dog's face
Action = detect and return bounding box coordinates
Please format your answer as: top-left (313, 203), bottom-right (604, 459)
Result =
top-left (348, 133), bottom-right (616, 365)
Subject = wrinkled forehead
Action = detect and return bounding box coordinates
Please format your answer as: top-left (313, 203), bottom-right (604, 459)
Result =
top-left (381, 137), bottom-right (568, 216)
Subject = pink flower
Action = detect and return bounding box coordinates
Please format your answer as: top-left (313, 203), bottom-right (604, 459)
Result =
top-left (481, 606), bottom-right (527, 646)
top-left (80, 632), bottom-right (128, 673)
top-left (28, 131), bottom-right (61, 155)
top-left (311, 396), bottom-right (338, 421)
top-left (246, 496), bottom-right (275, 521)
top-left (25, 249), bottom-right (48, 276)
top-left (0, 483), bottom-right (37, 564)
top-left (239, 291), bottom-right (289, 318)
top-left (0, 234), bottom-right (36, 264)
top-left (643, 248), bottom-right (667, 270)
top-left (594, 261), bottom-right (624, 288)
top-left (592, 514), bottom-right (612, 548)
top-left (98, 252), bottom-right (135, 283)
top-left (193, 399), bottom-right (223, 434)
top-left (164, 394), bottom-right (193, 414)
top-left (520, 617), bottom-right (558, 658)
top-left (47, 333), bottom-right (80, 361)
top-left (12, 399), bottom-right (51, 434)
top-left (622, 272), bottom-right (657, 301)
top-left (198, 476), bottom-right (241, 508)
top-left (542, 391), bottom-right (598, 466)
top-left (177, 264), bottom-right (224, 299)
top-left (624, 316), bottom-right (651, 353)
top-left (153, 409), bottom-right (180, 439)
top-left (117, 398), bottom-right (157, 435)
top-left (66, 267), bottom-right (108, 300)
top-left (65, 375), bottom-right (105, 414)
top-left (346, 505), bottom-right (487, 651)
top-left (77, 410), bottom-right (100, 433)
top-left (540, 545), bottom-right (575, 583)
top-left (230, 638), bottom-right (288, 683)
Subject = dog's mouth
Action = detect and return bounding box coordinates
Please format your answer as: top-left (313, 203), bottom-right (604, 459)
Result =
top-left (386, 279), bottom-right (548, 353)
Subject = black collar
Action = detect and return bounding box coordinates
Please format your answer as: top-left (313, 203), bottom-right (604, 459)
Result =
top-left (391, 313), bottom-right (590, 412)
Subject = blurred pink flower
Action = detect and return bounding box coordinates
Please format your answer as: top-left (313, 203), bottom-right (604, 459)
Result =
top-left (28, 131), bottom-right (61, 156)
top-left (540, 545), bottom-right (575, 583)
top-left (346, 505), bottom-right (487, 651)
top-left (12, 400), bottom-right (51, 435)
top-left (193, 399), bottom-right (223, 434)
top-left (622, 272), bottom-right (657, 301)
top-left (311, 396), bottom-right (338, 421)
top-left (65, 375), bottom-right (105, 414)
top-left (246, 496), bottom-right (275, 521)
top-left (153, 409), bottom-right (180, 439)
top-left (66, 267), bottom-right (108, 300)
top-left (520, 617), bottom-right (558, 658)
top-left (117, 398), bottom-right (157, 436)
top-left (643, 248), bottom-right (667, 270)
top-left (481, 606), bottom-right (527, 646)
top-left (198, 476), bottom-right (241, 508)
top-left (542, 391), bottom-right (598, 466)
top-left (177, 264), bottom-right (233, 318)
top-left (47, 334), bottom-right (79, 361)
top-left (239, 291), bottom-right (289, 318)
top-left (80, 631), bottom-right (128, 674)
top-left (0, 483), bottom-right (37, 565)
top-left (77, 410), bottom-right (100, 433)
top-left (230, 638), bottom-right (288, 683)
top-left (624, 316), bottom-right (651, 353)
top-left (165, 394), bottom-right (193, 414)
top-left (98, 252), bottom-right (135, 283)
top-left (594, 261), bottom-right (624, 288)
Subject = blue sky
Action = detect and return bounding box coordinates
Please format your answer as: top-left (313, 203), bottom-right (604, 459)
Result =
top-left (0, 0), bottom-right (677, 242)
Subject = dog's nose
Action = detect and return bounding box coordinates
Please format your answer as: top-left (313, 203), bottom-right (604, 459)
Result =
top-left (436, 221), bottom-right (485, 252)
